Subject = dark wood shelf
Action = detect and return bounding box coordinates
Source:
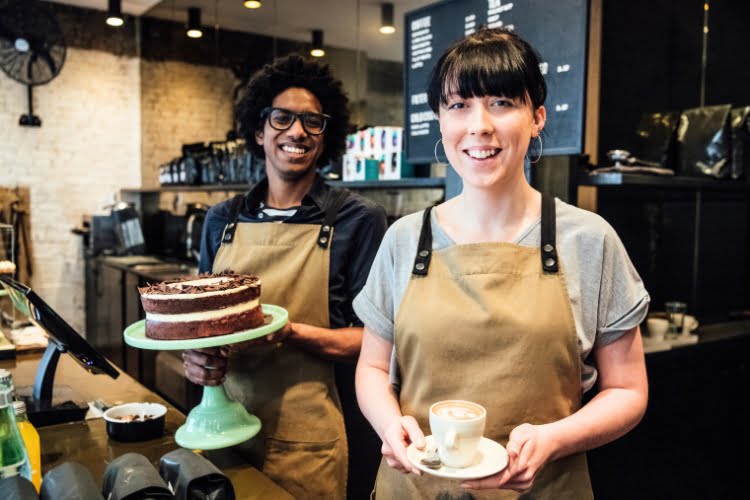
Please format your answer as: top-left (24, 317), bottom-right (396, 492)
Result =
top-left (579, 172), bottom-right (750, 190)
top-left (327, 178), bottom-right (445, 189)
top-left (122, 177), bottom-right (446, 194)
top-left (122, 184), bottom-right (251, 194)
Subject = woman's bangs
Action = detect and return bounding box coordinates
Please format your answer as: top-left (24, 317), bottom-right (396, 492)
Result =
top-left (440, 46), bottom-right (528, 105)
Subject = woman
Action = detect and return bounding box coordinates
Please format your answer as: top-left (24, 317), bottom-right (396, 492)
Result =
top-left (354, 28), bottom-right (649, 499)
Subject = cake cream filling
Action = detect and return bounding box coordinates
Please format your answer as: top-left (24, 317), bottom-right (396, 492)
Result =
top-left (143, 283), bottom-right (252, 301)
top-left (146, 298), bottom-right (260, 322)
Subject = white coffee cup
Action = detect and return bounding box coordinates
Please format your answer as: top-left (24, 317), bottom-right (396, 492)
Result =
top-left (646, 318), bottom-right (669, 341)
top-left (429, 400), bottom-right (486, 468)
top-left (679, 314), bottom-right (699, 335)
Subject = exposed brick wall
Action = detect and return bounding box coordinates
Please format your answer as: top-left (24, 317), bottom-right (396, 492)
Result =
top-left (1, 48), bottom-right (141, 333)
top-left (140, 60), bottom-right (237, 188)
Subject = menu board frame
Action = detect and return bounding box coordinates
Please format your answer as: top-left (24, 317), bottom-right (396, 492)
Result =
top-left (404, 0), bottom-right (590, 164)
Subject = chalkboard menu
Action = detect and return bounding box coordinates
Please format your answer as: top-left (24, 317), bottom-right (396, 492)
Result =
top-left (405, 0), bottom-right (589, 163)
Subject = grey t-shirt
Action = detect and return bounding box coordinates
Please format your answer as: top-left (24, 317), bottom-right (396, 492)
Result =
top-left (352, 198), bottom-right (650, 392)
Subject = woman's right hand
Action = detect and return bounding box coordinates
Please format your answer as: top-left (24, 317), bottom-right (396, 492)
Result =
top-left (381, 415), bottom-right (425, 474)
top-left (182, 347), bottom-right (228, 386)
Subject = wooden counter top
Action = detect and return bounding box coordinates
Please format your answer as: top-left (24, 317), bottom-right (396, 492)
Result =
top-left (1, 351), bottom-right (292, 499)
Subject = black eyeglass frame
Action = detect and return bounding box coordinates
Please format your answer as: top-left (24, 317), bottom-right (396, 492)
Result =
top-left (260, 107), bottom-right (331, 135)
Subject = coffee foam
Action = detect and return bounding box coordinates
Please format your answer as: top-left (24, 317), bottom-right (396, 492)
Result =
top-left (432, 401), bottom-right (484, 421)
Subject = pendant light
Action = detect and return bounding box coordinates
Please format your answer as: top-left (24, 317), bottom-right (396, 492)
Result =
top-left (310, 29), bottom-right (325, 57)
top-left (106, 0), bottom-right (124, 27)
top-left (186, 7), bottom-right (203, 38)
top-left (379, 3), bottom-right (395, 34)
top-left (243, 0), bottom-right (262, 8)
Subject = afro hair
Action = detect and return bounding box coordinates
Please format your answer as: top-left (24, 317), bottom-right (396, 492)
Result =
top-left (235, 55), bottom-right (350, 167)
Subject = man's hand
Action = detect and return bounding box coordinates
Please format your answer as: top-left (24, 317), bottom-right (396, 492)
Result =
top-left (182, 347), bottom-right (228, 386)
top-left (219, 321), bottom-right (294, 356)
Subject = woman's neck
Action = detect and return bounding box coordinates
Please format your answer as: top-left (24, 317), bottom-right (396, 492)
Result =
top-left (436, 176), bottom-right (542, 244)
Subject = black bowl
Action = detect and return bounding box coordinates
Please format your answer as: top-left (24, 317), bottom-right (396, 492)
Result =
top-left (103, 402), bottom-right (167, 442)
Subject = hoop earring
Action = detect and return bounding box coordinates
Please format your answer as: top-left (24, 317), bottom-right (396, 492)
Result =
top-left (529, 135), bottom-right (543, 164)
top-left (434, 138), bottom-right (446, 165)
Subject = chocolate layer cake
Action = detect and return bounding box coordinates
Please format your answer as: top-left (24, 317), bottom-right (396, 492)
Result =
top-left (138, 273), bottom-right (264, 340)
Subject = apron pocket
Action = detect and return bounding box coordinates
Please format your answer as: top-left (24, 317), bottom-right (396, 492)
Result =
top-left (263, 436), bottom-right (345, 500)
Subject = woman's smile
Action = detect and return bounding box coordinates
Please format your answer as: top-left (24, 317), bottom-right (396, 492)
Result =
top-left (463, 146), bottom-right (503, 160)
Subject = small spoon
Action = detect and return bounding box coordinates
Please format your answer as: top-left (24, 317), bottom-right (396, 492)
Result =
top-left (420, 446), bottom-right (441, 469)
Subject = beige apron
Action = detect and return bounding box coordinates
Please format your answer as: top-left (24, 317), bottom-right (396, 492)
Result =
top-left (375, 196), bottom-right (594, 499)
top-left (212, 191), bottom-right (348, 499)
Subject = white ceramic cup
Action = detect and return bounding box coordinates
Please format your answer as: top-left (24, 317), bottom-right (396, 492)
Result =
top-left (678, 314), bottom-right (699, 335)
top-left (429, 400), bottom-right (486, 468)
top-left (646, 318), bottom-right (669, 341)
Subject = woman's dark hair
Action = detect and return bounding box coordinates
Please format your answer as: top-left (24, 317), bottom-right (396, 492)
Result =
top-left (427, 27), bottom-right (547, 113)
top-left (235, 55), bottom-right (350, 166)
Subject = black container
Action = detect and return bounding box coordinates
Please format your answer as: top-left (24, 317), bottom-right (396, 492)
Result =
top-left (103, 402), bottom-right (167, 442)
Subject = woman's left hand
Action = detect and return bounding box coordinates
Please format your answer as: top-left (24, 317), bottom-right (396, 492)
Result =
top-left (461, 423), bottom-right (555, 492)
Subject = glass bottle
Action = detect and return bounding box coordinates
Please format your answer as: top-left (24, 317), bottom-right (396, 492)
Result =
top-left (13, 401), bottom-right (40, 491)
top-left (0, 369), bottom-right (30, 481)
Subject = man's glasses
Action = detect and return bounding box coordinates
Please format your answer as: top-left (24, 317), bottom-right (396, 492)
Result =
top-left (260, 107), bottom-right (331, 136)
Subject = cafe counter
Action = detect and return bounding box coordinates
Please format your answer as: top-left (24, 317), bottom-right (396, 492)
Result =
top-left (1, 350), bottom-right (293, 500)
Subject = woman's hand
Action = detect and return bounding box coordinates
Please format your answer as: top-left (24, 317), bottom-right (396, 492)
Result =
top-left (182, 347), bottom-right (228, 386)
top-left (381, 415), bottom-right (426, 475)
top-left (462, 423), bottom-right (555, 492)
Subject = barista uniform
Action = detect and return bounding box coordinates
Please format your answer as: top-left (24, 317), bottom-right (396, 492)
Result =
top-left (199, 175), bottom-right (387, 499)
top-left (354, 196), bottom-right (650, 499)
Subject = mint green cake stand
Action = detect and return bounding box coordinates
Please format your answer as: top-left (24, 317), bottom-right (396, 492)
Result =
top-left (124, 304), bottom-right (288, 450)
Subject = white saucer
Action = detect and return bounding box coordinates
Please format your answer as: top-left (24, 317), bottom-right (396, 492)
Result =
top-left (407, 435), bottom-right (508, 480)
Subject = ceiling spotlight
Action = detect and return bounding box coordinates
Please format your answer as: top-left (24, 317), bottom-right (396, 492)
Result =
top-left (186, 7), bottom-right (203, 38)
top-left (379, 3), bottom-right (395, 34)
top-left (310, 29), bottom-right (325, 57)
top-left (106, 0), bottom-right (124, 27)
top-left (243, 0), bottom-right (262, 8)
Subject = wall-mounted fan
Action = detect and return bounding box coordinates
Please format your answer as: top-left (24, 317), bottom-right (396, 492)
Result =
top-left (0, 0), bottom-right (66, 127)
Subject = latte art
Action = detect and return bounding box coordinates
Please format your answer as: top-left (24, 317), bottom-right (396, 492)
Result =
top-left (432, 402), bottom-right (484, 421)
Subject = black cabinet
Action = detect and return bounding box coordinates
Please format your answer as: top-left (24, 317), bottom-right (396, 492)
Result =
top-left (588, 326), bottom-right (750, 500)
top-left (85, 258), bottom-right (124, 368)
top-left (580, 173), bottom-right (750, 321)
top-left (85, 256), bottom-right (192, 411)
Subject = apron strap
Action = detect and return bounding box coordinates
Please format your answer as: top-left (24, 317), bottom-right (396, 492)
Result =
top-left (412, 197), bottom-right (559, 275)
top-left (220, 193), bottom-right (245, 245)
top-left (541, 195), bottom-right (559, 273)
top-left (411, 206), bottom-right (434, 276)
top-left (317, 189), bottom-right (349, 249)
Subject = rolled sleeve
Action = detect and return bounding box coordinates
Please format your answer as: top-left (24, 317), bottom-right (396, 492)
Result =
top-left (353, 291), bottom-right (394, 343)
top-left (595, 226), bottom-right (651, 346)
top-left (596, 293), bottom-right (650, 346)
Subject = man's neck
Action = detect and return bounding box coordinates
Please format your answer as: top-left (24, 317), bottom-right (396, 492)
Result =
top-left (265, 169), bottom-right (317, 209)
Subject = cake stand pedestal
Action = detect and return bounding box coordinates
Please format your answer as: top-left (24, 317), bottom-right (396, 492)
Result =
top-left (123, 304), bottom-right (288, 450)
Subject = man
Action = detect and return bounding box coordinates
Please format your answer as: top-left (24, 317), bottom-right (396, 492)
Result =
top-left (182, 55), bottom-right (387, 499)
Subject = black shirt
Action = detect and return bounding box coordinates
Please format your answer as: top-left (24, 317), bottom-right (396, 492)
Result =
top-left (199, 175), bottom-right (388, 328)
